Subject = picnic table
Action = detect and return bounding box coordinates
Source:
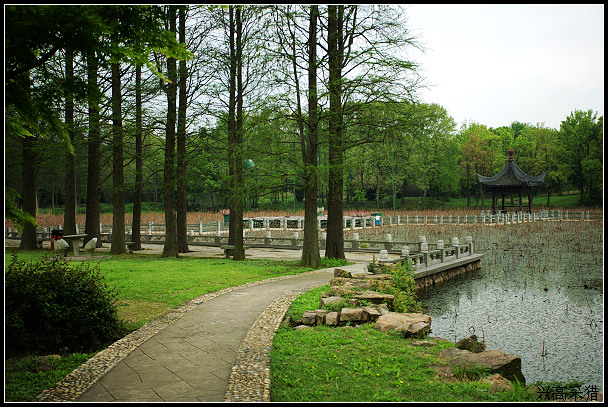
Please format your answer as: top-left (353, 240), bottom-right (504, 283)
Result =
top-left (62, 234), bottom-right (88, 257)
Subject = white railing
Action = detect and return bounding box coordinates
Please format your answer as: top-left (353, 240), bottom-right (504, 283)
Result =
top-left (5, 210), bottom-right (601, 240)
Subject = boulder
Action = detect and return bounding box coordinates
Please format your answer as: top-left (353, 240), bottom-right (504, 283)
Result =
top-left (315, 309), bottom-right (327, 325)
top-left (455, 334), bottom-right (486, 353)
top-left (340, 307), bottom-right (364, 323)
top-left (481, 374), bottom-right (512, 392)
top-left (438, 347), bottom-right (526, 384)
top-left (361, 306), bottom-right (382, 322)
top-left (352, 290), bottom-right (394, 306)
top-left (334, 268), bottom-right (352, 278)
top-left (319, 296), bottom-right (344, 308)
top-left (330, 286), bottom-right (351, 297)
top-left (325, 311), bottom-right (339, 326)
top-left (302, 310), bottom-right (317, 325)
top-left (348, 298), bottom-right (361, 307)
top-left (374, 312), bottom-right (431, 338)
top-left (410, 321), bottom-right (430, 337)
top-left (331, 277), bottom-right (376, 290)
top-left (34, 355), bottom-right (60, 372)
top-left (329, 277), bottom-right (350, 286)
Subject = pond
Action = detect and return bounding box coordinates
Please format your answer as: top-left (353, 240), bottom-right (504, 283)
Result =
top-left (416, 220), bottom-right (603, 390)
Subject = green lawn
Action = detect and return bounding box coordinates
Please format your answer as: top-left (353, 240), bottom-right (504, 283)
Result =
top-left (270, 287), bottom-right (541, 402)
top-left (4, 249), bottom-right (317, 329)
top-left (4, 248), bottom-right (318, 401)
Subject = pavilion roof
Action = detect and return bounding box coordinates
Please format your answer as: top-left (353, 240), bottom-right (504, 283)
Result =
top-left (476, 150), bottom-right (546, 188)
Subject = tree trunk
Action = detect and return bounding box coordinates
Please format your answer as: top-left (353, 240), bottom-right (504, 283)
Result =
top-left (300, 5), bottom-right (321, 268)
top-left (20, 131), bottom-right (38, 250)
top-left (162, 5), bottom-right (178, 258)
top-left (325, 5), bottom-right (345, 260)
top-left (132, 62), bottom-right (143, 251)
top-left (64, 47), bottom-right (77, 245)
top-left (176, 5), bottom-right (190, 253)
top-left (85, 50), bottom-right (102, 248)
top-left (232, 6), bottom-right (245, 261)
top-left (110, 38), bottom-right (126, 255)
top-left (227, 6), bottom-right (237, 257)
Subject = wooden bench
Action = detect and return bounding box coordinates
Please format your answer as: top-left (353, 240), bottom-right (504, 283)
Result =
top-left (220, 245), bottom-right (251, 259)
top-left (126, 242), bottom-right (136, 253)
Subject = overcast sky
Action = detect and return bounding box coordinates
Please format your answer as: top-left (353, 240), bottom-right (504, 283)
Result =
top-left (403, 4), bottom-right (604, 130)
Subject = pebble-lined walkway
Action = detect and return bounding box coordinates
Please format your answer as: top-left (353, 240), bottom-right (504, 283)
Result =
top-left (224, 283), bottom-right (325, 402)
top-left (34, 270), bottom-right (328, 402)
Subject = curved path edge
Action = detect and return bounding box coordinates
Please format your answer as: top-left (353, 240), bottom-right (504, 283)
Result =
top-left (223, 283), bottom-right (325, 402)
top-left (34, 264), bottom-right (364, 402)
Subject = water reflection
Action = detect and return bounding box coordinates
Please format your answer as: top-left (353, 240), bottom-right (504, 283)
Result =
top-left (417, 221), bottom-right (603, 390)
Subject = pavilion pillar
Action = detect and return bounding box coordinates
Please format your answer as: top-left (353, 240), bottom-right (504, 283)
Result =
top-left (518, 190), bottom-right (523, 212)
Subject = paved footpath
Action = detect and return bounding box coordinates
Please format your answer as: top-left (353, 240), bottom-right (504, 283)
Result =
top-left (74, 246), bottom-right (380, 402)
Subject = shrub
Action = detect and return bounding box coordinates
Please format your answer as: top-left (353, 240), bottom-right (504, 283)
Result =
top-left (373, 262), bottom-right (423, 313)
top-left (5, 254), bottom-right (126, 356)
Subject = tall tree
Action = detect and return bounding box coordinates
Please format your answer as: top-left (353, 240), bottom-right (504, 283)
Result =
top-left (131, 61), bottom-right (144, 251)
top-left (301, 5), bottom-right (322, 267)
top-left (176, 5), bottom-right (190, 253)
top-left (227, 6), bottom-right (238, 258)
top-left (558, 110), bottom-right (603, 204)
top-left (233, 6), bottom-right (246, 261)
top-left (84, 50), bottom-right (102, 248)
top-left (5, 5), bottom-right (187, 238)
top-left (459, 123), bottom-right (501, 208)
top-left (266, 5), bottom-right (321, 266)
top-left (227, 5), bottom-right (246, 261)
top-left (161, 5), bottom-right (179, 257)
top-left (110, 34), bottom-right (126, 254)
top-left (63, 47), bottom-right (77, 245)
top-left (321, 5), bottom-right (421, 258)
top-left (18, 74), bottom-right (39, 250)
top-left (325, 5), bottom-right (345, 259)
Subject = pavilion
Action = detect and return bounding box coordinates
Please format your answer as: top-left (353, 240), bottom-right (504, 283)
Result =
top-left (476, 149), bottom-right (545, 213)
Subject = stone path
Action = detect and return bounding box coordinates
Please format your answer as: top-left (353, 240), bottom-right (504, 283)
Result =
top-left (77, 267), bottom-right (344, 402)
top-left (12, 240), bottom-right (392, 402)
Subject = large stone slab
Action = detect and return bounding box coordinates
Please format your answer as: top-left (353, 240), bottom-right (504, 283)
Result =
top-left (437, 347), bottom-right (526, 384)
top-left (301, 311), bottom-right (317, 325)
top-left (352, 290), bottom-right (394, 306)
top-left (325, 312), bottom-right (339, 326)
top-left (361, 306), bottom-right (382, 322)
top-left (319, 296), bottom-right (344, 307)
top-left (373, 312), bottom-right (431, 338)
top-left (481, 374), bottom-right (513, 392)
top-left (340, 308), bottom-right (364, 323)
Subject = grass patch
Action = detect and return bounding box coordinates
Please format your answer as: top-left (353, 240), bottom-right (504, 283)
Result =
top-left (4, 248), bottom-right (317, 401)
top-left (286, 285), bottom-right (331, 321)
top-left (270, 325), bottom-right (539, 402)
top-left (270, 290), bottom-right (541, 402)
top-left (5, 353), bottom-right (97, 402)
top-left (320, 256), bottom-right (352, 268)
top-left (5, 249), bottom-right (316, 331)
